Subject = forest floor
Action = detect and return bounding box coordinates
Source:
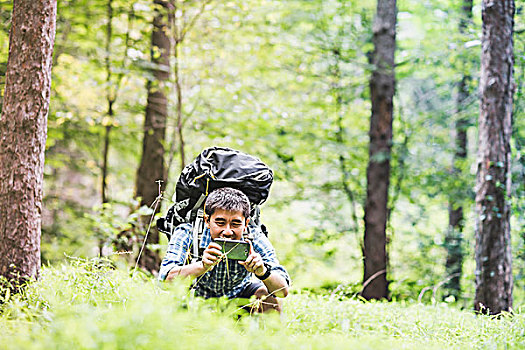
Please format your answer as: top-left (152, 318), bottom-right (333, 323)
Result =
top-left (0, 259), bottom-right (523, 349)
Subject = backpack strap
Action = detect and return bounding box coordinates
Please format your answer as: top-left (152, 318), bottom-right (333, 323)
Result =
top-left (191, 208), bottom-right (206, 263)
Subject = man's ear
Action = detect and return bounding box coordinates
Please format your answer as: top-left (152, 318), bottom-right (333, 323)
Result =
top-left (245, 217), bottom-right (250, 226)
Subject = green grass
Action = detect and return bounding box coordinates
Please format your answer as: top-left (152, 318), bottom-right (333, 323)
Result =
top-left (0, 259), bottom-right (523, 349)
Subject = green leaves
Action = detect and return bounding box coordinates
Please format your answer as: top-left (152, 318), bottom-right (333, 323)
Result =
top-left (0, 0), bottom-right (520, 304)
top-left (2, 264), bottom-right (524, 349)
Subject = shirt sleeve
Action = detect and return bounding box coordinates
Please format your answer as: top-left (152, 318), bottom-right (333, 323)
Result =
top-left (252, 229), bottom-right (291, 287)
top-left (158, 223), bottom-right (193, 281)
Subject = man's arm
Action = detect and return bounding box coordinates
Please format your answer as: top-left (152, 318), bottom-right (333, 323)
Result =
top-left (165, 241), bottom-right (224, 281)
top-left (240, 238), bottom-right (290, 298)
top-left (255, 265), bottom-right (289, 298)
top-left (159, 223), bottom-right (193, 281)
top-left (165, 261), bottom-right (206, 280)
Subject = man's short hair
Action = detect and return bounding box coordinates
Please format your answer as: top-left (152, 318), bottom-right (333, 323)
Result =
top-left (205, 187), bottom-right (251, 220)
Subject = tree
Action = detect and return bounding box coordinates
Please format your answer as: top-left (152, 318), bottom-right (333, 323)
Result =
top-left (101, 0), bottom-right (116, 205)
top-left (0, 0), bottom-right (57, 288)
top-left (37, 0), bottom-right (146, 263)
top-left (135, 0), bottom-right (173, 272)
top-left (474, 0), bottom-right (515, 315)
top-left (362, 0), bottom-right (396, 300)
top-left (444, 0), bottom-right (473, 301)
top-left (166, 0), bottom-right (213, 174)
top-left (101, 0), bottom-right (135, 206)
top-left (135, 0), bottom-right (212, 273)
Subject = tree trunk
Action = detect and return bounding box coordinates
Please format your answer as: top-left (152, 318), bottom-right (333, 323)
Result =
top-left (101, 0), bottom-right (114, 206)
top-left (474, 0), bottom-right (515, 315)
top-left (174, 35), bottom-right (186, 171)
top-left (0, 0), bottom-right (57, 287)
top-left (444, 0), bottom-right (473, 301)
top-left (362, 0), bottom-right (396, 300)
top-left (135, 0), bottom-right (172, 273)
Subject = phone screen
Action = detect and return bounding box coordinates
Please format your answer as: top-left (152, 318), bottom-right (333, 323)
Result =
top-left (214, 239), bottom-right (249, 261)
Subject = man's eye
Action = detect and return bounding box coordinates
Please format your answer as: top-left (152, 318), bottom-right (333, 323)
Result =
top-left (215, 221), bottom-right (226, 226)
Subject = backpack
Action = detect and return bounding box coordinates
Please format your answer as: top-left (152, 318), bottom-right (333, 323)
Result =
top-left (157, 147), bottom-right (273, 263)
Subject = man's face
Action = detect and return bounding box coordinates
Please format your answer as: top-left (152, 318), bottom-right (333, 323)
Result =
top-left (207, 209), bottom-right (248, 240)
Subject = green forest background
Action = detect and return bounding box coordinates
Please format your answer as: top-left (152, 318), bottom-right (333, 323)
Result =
top-left (0, 0), bottom-right (524, 306)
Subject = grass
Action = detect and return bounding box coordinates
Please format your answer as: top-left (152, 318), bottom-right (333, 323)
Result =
top-left (0, 258), bottom-right (523, 349)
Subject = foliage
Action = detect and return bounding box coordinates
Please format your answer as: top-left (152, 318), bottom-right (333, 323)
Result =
top-left (0, 1), bottom-right (12, 113)
top-left (0, 262), bottom-right (524, 349)
top-left (0, 0), bottom-right (523, 308)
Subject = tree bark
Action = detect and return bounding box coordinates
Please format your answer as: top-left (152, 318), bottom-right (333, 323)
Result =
top-left (474, 0), bottom-right (515, 315)
top-left (362, 0), bottom-right (396, 300)
top-left (444, 0), bottom-right (473, 301)
top-left (135, 0), bottom-right (172, 273)
top-left (0, 0), bottom-right (57, 287)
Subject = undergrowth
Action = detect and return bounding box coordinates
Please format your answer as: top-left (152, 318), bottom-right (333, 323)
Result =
top-left (0, 258), bottom-right (523, 349)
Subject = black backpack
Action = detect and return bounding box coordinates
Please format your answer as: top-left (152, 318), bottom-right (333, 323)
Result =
top-left (157, 147), bottom-right (273, 262)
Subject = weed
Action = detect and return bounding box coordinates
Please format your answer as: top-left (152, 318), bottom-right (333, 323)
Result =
top-left (0, 260), bottom-right (523, 349)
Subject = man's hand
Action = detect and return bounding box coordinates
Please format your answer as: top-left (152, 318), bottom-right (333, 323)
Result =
top-left (239, 242), bottom-right (267, 277)
top-left (202, 242), bottom-right (223, 271)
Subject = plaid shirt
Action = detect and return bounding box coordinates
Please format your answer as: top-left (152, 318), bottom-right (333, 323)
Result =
top-left (159, 223), bottom-right (290, 299)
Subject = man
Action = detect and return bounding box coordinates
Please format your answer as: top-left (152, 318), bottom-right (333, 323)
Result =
top-left (159, 187), bottom-right (290, 312)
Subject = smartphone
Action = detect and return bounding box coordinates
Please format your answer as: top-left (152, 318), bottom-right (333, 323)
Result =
top-left (213, 238), bottom-right (250, 261)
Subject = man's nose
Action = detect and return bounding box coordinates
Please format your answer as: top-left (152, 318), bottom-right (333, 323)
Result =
top-left (221, 226), bottom-right (234, 237)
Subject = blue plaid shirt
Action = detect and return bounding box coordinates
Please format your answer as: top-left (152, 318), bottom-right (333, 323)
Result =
top-left (159, 223), bottom-right (290, 299)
